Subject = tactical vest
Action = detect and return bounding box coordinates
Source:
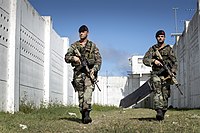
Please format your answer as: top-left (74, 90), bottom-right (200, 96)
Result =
top-left (152, 44), bottom-right (173, 72)
top-left (72, 41), bottom-right (96, 68)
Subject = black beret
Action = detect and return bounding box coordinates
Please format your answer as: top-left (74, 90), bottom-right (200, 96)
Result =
top-left (155, 30), bottom-right (165, 37)
top-left (78, 25), bottom-right (89, 33)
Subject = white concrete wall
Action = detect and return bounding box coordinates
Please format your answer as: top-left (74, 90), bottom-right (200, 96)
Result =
top-left (91, 75), bottom-right (152, 108)
top-left (0, 0), bottom-right (72, 112)
top-left (171, 0), bottom-right (200, 108)
top-left (5, 0), bottom-right (200, 112)
top-left (19, 0), bottom-right (46, 108)
top-left (92, 76), bottom-right (129, 106)
top-left (0, 0), bottom-right (12, 112)
top-left (49, 28), bottom-right (64, 103)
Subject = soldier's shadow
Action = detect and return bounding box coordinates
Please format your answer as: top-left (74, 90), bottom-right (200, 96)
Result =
top-left (59, 117), bottom-right (82, 123)
top-left (130, 117), bottom-right (157, 121)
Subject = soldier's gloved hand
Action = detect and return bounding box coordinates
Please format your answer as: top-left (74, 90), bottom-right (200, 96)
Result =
top-left (90, 68), bottom-right (95, 80)
top-left (73, 56), bottom-right (81, 64)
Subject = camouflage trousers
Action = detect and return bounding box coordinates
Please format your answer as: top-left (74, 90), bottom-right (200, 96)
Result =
top-left (150, 74), bottom-right (170, 110)
top-left (72, 71), bottom-right (94, 111)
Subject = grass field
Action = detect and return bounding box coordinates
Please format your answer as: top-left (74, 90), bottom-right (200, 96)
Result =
top-left (0, 104), bottom-right (200, 133)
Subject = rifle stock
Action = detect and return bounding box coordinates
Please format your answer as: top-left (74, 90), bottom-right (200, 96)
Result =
top-left (155, 49), bottom-right (183, 95)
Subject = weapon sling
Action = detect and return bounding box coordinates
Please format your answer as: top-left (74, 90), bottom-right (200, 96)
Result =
top-left (153, 45), bottom-right (183, 95)
top-left (72, 45), bottom-right (101, 91)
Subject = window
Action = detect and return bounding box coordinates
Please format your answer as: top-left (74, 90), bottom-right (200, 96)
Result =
top-left (138, 58), bottom-right (143, 64)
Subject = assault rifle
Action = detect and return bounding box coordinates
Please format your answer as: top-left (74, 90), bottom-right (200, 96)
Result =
top-left (73, 47), bottom-right (101, 91)
top-left (155, 49), bottom-right (183, 95)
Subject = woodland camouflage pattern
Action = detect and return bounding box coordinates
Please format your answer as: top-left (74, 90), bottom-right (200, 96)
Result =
top-left (65, 40), bottom-right (102, 111)
top-left (143, 43), bottom-right (178, 110)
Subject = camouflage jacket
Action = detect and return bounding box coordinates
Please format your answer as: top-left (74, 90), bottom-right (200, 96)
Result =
top-left (143, 44), bottom-right (178, 75)
top-left (65, 40), bottom-right (102, 72)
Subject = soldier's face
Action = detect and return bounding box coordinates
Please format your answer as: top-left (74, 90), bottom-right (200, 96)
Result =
top-left (79, 31), bottom-right (88, 40)
top-left (156, 35), bottom-right (165, 44)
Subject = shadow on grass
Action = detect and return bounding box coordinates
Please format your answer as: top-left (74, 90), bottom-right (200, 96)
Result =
top-left (130, 117), bottom-right (157, 121)
top-left (59, 117), bottom-right (82, 123)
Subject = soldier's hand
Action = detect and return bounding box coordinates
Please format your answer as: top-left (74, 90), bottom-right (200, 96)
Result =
top-left (154, 60), bottom-right (163, 66)
top-left (90, 69), bottom-right (95, 80)
top-left (73, 56), bottom-right (81, 64)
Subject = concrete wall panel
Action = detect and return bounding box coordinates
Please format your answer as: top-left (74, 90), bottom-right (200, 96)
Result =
top-left (171, 7), bottom-right (200, 108)
top-left (49, 29), bottom-right (64, 103)
top-left (0, 0), bottom-right (10, 13)
top-left (0, 0), bottom-right (10, 109)
top-left (0, 0), bottom-right (72, 112)
top-left (20, 85), bottom-right (44, 105)
top-left (21, 0), bottom-right (45, 40)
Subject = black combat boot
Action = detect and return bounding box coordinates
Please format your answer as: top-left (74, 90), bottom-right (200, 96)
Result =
top-left (162, 110), bottom-right (167, 117)
top-left (156, 109), bottom-right (164, 121)
top-left (83, 110), bottom-right (92, 124)
top-left (80, 111), bottom-right (85, 123)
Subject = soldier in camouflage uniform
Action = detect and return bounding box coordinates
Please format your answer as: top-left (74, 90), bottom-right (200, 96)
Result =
top-left (65, 25), bottom-right (102, 124)
top-left (143, 30), bottom-right (177, 121)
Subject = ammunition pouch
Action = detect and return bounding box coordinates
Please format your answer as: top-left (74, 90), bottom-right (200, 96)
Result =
top-left (74, 65), bottom-right (84, 72)
top-left (71, 75), bottom-right (85, 92)
top-left (87, 59), bottom-right (95, 66)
